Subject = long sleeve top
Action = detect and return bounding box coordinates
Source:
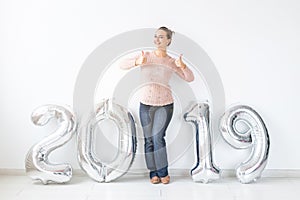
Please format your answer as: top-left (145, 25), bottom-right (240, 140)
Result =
top-left (120, 51), bottom-right (194, 106)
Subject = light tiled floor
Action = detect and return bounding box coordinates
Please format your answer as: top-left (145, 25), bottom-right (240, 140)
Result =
top-left (0, 175), bottom-right (299, 200)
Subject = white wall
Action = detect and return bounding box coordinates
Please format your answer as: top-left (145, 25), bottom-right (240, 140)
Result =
top-left (1, 0), bottom-right (299, 171)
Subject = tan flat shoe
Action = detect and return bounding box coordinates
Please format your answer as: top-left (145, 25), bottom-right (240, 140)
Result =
top-left (150, 176), bottom-right (161, 184)
top-left (161, 175), bottom-right (170, 184)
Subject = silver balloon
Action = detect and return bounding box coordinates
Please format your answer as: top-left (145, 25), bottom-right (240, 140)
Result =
top-left (220, 105), bottom-right (270, 184)
top-left (77, 99), bottom-right (137, 182)
top-left (184, 102), bottom-right (220, 183)
top-left (25, 105), bottom-right (77, 184)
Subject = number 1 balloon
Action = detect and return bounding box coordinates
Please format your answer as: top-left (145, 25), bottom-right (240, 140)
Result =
top-left (184, 102), bottom-right (221, 183)
top-left (25, 105), bottom-right (77, 184)
top-left (219, 105), bottom-right (270, 183)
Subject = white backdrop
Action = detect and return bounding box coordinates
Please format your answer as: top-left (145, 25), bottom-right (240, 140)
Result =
top-left (0, 0), bottom-right (299, 171)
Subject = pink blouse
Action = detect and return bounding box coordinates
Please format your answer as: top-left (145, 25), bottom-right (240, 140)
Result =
top-left (120, 51), bottom-right (194, 106)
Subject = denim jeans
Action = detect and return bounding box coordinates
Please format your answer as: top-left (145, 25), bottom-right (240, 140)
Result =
top-left (139, 102), bottom-right (174, 178)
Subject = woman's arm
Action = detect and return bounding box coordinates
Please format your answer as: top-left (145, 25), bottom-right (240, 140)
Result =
top-left (175, 65), bottom-right (195, 82)
top-left (119, 51), bottom-right (146, 70)
top-left (173, 55), bottom-right (194, 82)
top-left (119, 54), bottom-right (139, 70)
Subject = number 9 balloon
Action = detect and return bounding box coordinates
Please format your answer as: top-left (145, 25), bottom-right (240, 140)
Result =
top-left (25, 105), bottom-right (77, 184)
top-left (219, 105), bottom-right (270, 184)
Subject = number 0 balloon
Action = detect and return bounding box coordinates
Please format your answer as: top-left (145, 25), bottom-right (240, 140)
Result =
top-left (77, 99), bottom-right (137, 182)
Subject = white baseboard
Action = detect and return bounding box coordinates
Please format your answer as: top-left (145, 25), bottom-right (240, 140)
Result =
top-left (1, 168), bottom-right (300, 178)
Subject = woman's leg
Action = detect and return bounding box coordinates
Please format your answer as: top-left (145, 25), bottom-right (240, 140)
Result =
top-left (139, 103), bottom-right (157, 178)
top-left (151, 103), bottom-right (174, 178)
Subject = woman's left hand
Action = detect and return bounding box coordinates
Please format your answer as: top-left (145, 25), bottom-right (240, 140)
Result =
top-left (175, 54), bottom-right (187, 69)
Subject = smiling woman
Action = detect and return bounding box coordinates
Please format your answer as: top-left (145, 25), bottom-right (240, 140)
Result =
top-left (119, 26), bottom-right (194, 184)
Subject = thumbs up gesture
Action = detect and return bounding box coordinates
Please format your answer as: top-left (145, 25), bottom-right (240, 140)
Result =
top-left (135, 51), bottom-right (147, 66)
top-left (175, 54), bottom-right (187, 69)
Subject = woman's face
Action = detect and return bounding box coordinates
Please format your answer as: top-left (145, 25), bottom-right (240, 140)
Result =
top-left (154, 30), bottom-right (171, 49)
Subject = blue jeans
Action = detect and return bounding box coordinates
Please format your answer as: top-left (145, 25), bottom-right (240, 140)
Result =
top-left (139, 102), bottom-right (174, 178)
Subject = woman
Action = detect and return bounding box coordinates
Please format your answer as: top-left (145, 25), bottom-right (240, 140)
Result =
top-left (120, 27), bottom-right (194, 184)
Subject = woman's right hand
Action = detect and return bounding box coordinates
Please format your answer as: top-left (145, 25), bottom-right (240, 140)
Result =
top-left (135, 51), bottom-right (147, 66)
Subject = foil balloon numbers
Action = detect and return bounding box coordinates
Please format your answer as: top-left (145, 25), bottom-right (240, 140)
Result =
top-left (26, 101), bottom-right (269, 184)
